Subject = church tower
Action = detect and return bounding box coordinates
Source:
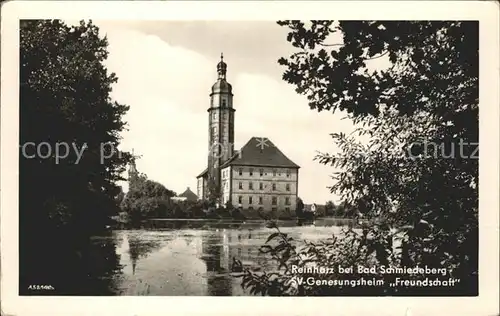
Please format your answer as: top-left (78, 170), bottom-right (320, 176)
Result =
top-left (207, 53), bottom-right (235, 194)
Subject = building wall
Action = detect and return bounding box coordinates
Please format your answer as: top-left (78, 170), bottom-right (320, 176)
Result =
top-left (220, 166), bottom-right (232, 205)
top-left (229, 166), bottom-right (298, 213)
top-left (197, 176), bottom-right (209, 200)
top-left (197, 177), bottom-right (204, 200)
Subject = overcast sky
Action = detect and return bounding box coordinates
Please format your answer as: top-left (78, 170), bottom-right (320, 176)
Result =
top-left (91, 20), bottom-right (366, 204)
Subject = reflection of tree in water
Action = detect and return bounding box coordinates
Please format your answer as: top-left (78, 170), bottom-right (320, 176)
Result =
top-left (83, 235), bottom-right (124, 295)
top-left (127, 233), bottom-right (163, 275)
top-left (21, 230), bottom-right (125, 295)
top-left (183, 234), bottom-right (194, 247)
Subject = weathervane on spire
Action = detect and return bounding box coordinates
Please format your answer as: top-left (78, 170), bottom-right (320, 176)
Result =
top-left (130, 148), bottom-right (142, 163)
top-left (128, 148), bottom-right (140, 180)
top-left (217, 52), bottom-right (227, 79)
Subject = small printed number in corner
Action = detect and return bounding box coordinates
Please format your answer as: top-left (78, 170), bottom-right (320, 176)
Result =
top-left (28, 284), bottom-right (55, 290)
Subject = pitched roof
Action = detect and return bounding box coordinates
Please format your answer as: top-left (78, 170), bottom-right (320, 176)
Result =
top-left (197, 168), bottom-right (208, 178)
top-left (179, 187), bottom-right (198, 201)
top-left (221, 137), bottom-right (300, 169)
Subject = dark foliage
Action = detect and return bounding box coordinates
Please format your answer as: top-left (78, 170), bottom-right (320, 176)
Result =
top-left (242, 21), bottom-right (478, 296)
top-left (19, 20), bottom-right (130, 294)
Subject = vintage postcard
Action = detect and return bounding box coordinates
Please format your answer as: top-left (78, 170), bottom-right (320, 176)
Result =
top-left (1, 1), bottom-right (499, 315)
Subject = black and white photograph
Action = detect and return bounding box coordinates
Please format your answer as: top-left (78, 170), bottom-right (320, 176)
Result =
top-left (1, 1), bottom-right (499, 315)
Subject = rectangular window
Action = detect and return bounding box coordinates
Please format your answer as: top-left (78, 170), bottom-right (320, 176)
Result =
top-left (272, 207), bottom-right (277, 212)
top-left (285, 197), bottom-right (290, 205)
top-left (286, 170), bottom-right (291, 177)
top-left (239, 182), bottom-right (242, 189)
top-left (238, 196), bottom-right (242, 204)
top-left (272, 197), bottom-right (277, 205)
top-left (239, 168), bottom-right (242, 176)
top-left (259, 182), bottom-right (263, 190)
top-left (249, 168), bottom-right (253, 176)
top-left (223, 112), bottom-right (227, 119)
top-left (272, 169), bottom-right (277, 176)
top-left (249, 182), bottom-right (253, 190)
top-left (272, 183), bottom-right (276, 191)
top-left (222, 99), bottom-right (227, 107)
top-left (259, 197), bottom-right (263, 204)
top-left (286, 183), bottom-right (290, 191)
top-left (285, 207), bottom-right (290, 212)
top-left (249, 196), bottom-right (253, 204)
top-left (259, 168), bottom-right (264, 176)
top-left (212, 112), bottom-right (216, 119)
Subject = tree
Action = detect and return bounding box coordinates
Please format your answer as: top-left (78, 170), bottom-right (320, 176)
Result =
top-left (324, 200), bottom-right (335, 216)
top-left (295, 197), bottom-right (305, 217)
top-left (19, 20), bottom-right (131, 294)
top-left (121, 174), bottom-right (176, 222)
top-left (242, 21), bottom-right (478, 295)
top-left (206, 175), bottom-right (221, 206)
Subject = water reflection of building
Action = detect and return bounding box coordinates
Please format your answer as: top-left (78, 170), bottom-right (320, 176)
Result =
top-left (200, 228), bottom-right (259, 296)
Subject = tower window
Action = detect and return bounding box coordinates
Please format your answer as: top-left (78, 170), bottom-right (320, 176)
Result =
top-left (212, 112), bottom-right (216, 119)
top-left (212, 127), bottom-right (217, 134)
top-left (223, 112), bottom-right (227, 119)
top-left (222, 99), bottom-right (227, 107)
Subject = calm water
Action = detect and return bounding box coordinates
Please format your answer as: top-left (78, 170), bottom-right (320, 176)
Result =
top-left (96, 218), bottom-right (356, 296)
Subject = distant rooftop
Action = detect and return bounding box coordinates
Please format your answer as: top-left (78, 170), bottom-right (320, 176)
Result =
top-left (179, 187), bottom-right (198, 201)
